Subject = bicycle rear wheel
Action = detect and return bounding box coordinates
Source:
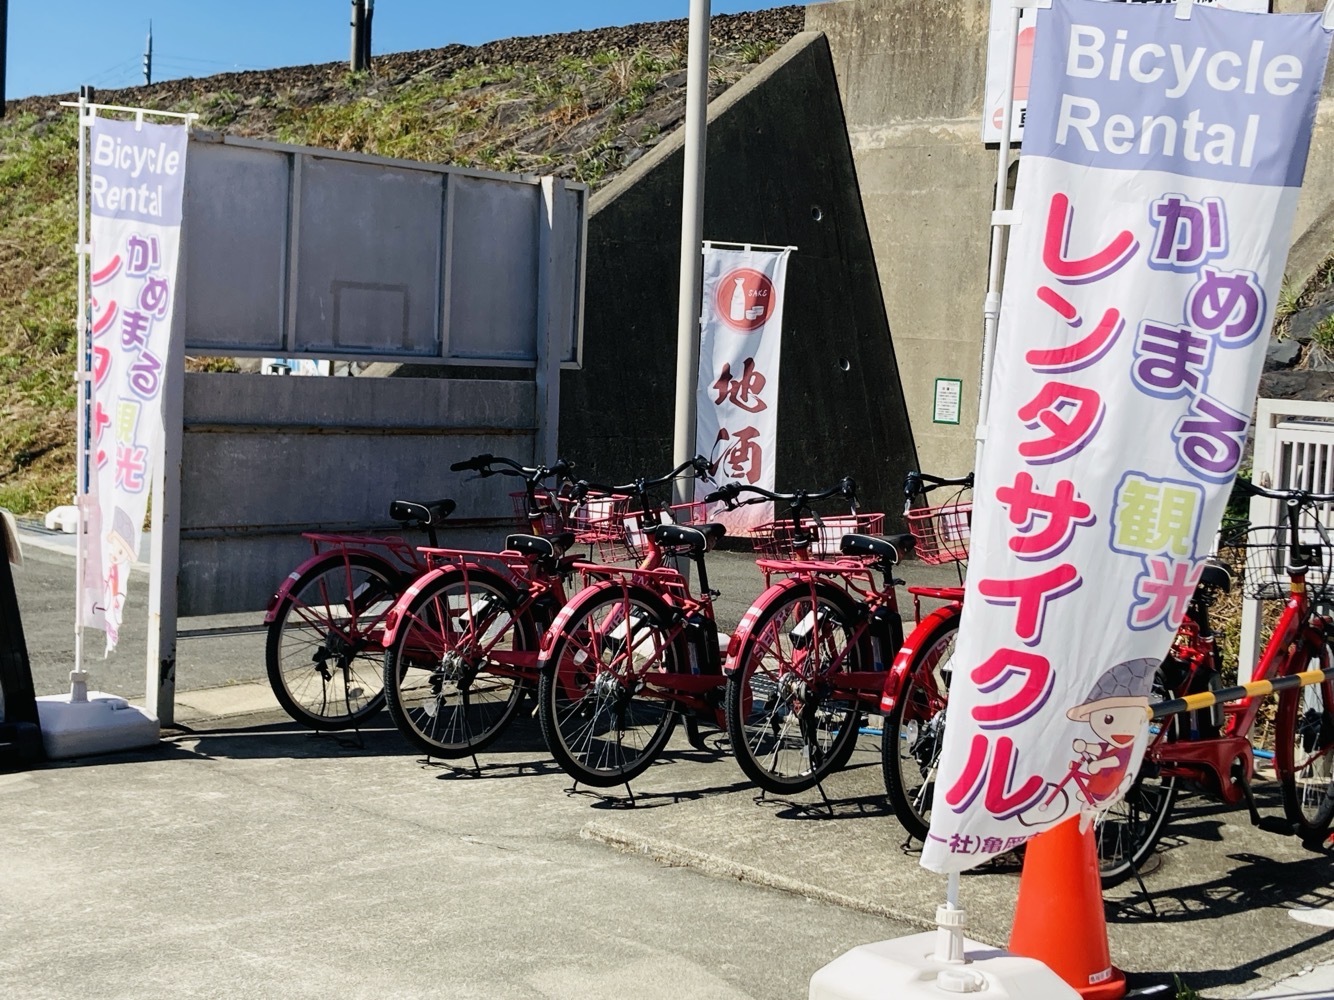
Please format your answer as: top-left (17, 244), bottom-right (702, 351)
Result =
top-left (266, 551), bottom-right (399, 730)
top-left (1277, 644), bottom-right (1334, 841)
top-left (882, 611), bottom-right (958, 841)
top-left (382, 567), bottom-right (535, 758)
top-left (537, 584), bottom-right (679, 787)
top-left (726, 582), bottom-right (867, 794)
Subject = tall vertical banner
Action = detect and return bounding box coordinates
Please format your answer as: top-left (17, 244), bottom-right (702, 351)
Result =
top-left (983, 0), bottom-right (1268, 144)
top-left (925, 0), bottom-right (1332, 873)
top-left (83, 116), bottom-right (188, 653)
top-left (695, 245), bottom-right (790, 533)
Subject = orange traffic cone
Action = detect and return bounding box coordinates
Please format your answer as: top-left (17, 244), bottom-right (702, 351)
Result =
top-left (1009, 817), bottom-right (1126, 999)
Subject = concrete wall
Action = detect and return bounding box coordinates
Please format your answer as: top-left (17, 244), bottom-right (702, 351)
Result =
top-left (806, 0), bottom-right (1334, 479)
top-left (561, 31), bottom-right (917, 521)
top-left (178, 373), bottom-right (535, 616)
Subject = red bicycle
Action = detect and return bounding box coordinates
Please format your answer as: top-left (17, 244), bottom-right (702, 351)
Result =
top-left (264, 455), bottom-right (574, 731)
top-left (376, 454), bottom-right (598, 759)
top-left (1089, 477), bottom-right (1334, 877)
top-left (535, 457), bottom-right (725, 791)
top-left (704, 477), bottom-right (894, 793)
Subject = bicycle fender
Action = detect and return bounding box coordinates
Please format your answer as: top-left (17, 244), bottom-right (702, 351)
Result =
top-left (880, 603), bottom-right (960, 715)
top-left (380, 560), bottom-right (505, 648)
top-left (724, 577), bottom-right (851, 673)
top-left (263, 547), bottom-right (395, 623)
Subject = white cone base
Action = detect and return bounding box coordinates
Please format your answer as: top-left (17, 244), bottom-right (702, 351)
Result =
top-left (810, 933), bottom-right (1082, 999)
top-left (35, 692), bottom-right (159, 760)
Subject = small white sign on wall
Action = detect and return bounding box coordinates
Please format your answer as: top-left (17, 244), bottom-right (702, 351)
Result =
top-left (933, 378), bottom-right (962, 425)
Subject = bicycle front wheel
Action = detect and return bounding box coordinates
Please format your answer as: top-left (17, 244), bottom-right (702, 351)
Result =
top-left (1095, 760), bottom-right (1177, 886)
top-left (1277, 644), bottom-right (1334, 841)
top-left (537, 585), bottom-right (680, 787)
top-left (266, 551), bottom-right (399, 730)
top-left (383, 567), bottom-right (535, 758)
top-left (726, 582), bottom-right (868, 794)
top-left (882, 611), bottom-right (958, 841)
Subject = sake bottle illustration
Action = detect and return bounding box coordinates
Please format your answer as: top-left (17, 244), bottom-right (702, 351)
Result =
top-left (729, 276), bottom-right (747, 323)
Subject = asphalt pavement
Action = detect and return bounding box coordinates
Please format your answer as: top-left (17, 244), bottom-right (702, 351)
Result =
top-left (6, 526), bottom-right (1334, 998)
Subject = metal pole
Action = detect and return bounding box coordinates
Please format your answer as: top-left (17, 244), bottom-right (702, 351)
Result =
top-left (973, 4), bottom-right (1023, 480)
top-left (0, 0), bottom-right (8, 116)
top-left (671, 0), bottom-right (710, 507)
top-left (72, 87), bottom-right (91, 694)
top-left (362, 0), bottom-right (375, 71)
top-left (143, 21), bottom-right (153, 86)
top-left (350, 0), bottom-right (365, 72)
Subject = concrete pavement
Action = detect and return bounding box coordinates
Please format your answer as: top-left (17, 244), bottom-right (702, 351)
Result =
top-left (8, 528), bottom-right (1334, 997)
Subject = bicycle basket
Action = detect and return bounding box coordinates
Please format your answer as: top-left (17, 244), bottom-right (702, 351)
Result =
top-left (906, 501), bottom-right (972, 565)
top-left (751, 513), bottom-right (886, 559)
top-left (1224, 523), bottom-right (1334, 603)
top-left (601, 500), bottom-right (711, 563)
top-left (509, 490), bottom-right (566, 535)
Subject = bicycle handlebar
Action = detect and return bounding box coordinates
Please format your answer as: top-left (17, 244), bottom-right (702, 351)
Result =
top-left (574, 456), bottom-right (711, 501)
top-left (449, 454), bottom-right (575, 485)
top-left (1235, 477), bottom-right (1334, 506)
top-left (904, 470), bottom-right (974, 499)
top-left (703, 478), bottom-right (857, 511)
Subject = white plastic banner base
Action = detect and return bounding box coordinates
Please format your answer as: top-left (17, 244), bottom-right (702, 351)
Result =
top-left (809, 934), bottom-right (1080, 1000)
top-left (35, 692), bottom-right (159, 760)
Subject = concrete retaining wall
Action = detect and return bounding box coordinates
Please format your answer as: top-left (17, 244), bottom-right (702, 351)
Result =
top-left (561, 31), bottom-right (917, 521)
top-left (806, 0), bottom-right (1334, 478)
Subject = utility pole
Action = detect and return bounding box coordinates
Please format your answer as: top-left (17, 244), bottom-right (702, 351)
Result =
top-left (361, 0), bottom-right (375, 71)
top-left (671, 0), bottom-right (710, 506)
top-left (143, 21), bottom-right (153, 86)
top-left (0, 0), bottom-right (8, 117)
top-left (350, 0), bottom-right (366, 72)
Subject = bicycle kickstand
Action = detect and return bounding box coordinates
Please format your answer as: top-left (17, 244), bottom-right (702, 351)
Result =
top-left (814, 779), bottom-right (835, 819)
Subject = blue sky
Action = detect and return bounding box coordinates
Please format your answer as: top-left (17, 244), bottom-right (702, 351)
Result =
top-left (9, 1), bottom-right (794, 100)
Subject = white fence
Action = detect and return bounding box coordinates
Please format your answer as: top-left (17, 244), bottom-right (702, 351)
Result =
top-left (1238, 398), bottom-right (1334, 682)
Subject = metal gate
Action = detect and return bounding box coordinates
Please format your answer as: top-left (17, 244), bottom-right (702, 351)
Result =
top-left (145, 133), bottom-right (587, 723)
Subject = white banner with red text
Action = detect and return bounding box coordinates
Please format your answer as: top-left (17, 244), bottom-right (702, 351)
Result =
top-left (695, 245), bottom-right (790, 533)
top-left (925, 0), bottom-right (1332, 873)
top-left (983, 0), bottom-right (1268, 144)
top-left (83, 115), bottom-right (188, 653)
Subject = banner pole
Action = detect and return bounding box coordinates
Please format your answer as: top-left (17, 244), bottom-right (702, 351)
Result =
top-left (974, 1), bottom-right (1023, 478)
top-left (671, 0), bottom-right (710, 507)
top-left (72, 89), bottom-right (89, 695)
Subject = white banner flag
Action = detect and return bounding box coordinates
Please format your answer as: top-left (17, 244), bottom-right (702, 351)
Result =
top-left (927, 0), bottom-right (1332, 873)
top-left (84, 116), bottom-right (189, 653)
top-left (982, 0), bottom-right (1268, 144)
top-left (695, 245), bottom-right (791, 533)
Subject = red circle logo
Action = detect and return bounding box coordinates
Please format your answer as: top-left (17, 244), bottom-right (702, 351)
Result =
top-left (716, 268), bottom-right (776, 332)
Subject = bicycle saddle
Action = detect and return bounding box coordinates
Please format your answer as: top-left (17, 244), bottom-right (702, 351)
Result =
top-left (1199, 557), bottom-right (1232, 594)
top-left (388, 498), bottom-right (456, 527)
top-left (506, 532), bottom-right (576, 559)
top-left (653, 522), bottom-right (726, 553)
top-left (841, 533), bottom-right (914, 564)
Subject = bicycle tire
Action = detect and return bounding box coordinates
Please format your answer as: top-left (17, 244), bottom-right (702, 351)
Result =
top-left (382, 566), bottom-right (535, 758)
top-left (1094, 760), bottom-right (1177, 886)
top-left (726, 581), bottom-right (868, 793)
top-left (882, 610), bottom-right (959, 841)
top-left (537, 584), bottom-right (680, 787)
top-left (1276, 644), bottom-right (1334, 841)
top-left (265, 551), bottom-right (399, 730)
